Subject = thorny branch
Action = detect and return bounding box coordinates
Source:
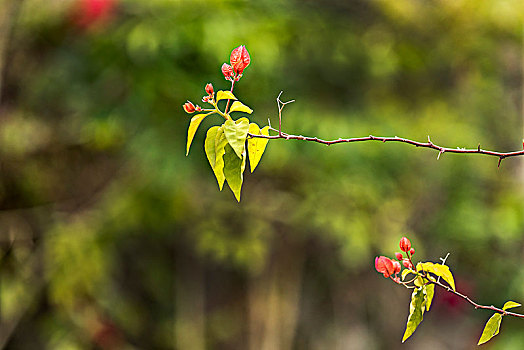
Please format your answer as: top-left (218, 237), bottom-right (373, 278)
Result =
top-left (428, 277), bottom-right (524, 319)
top-left (248, 93), bottom-right (524, 167)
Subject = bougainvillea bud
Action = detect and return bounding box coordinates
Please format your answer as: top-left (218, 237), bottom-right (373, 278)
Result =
top-left (402, 259), bottom-right (413, 269)
top-left (399, 237), bottom-right (411, 253)
top-left (183, 101), bottom-right (196, 114)
top-left (410, 248), bottom-right (415, 256)
top-left (375, 256), bottom-right (396, 278)
top-left (205, 83), bottom-right (214, 96)
top-left (221, 63), bottom-right (234, 80)
top-left (395, 252), bottom-right (403, 260)
top-left (230, 45), bottom-right (250, 75)
top-left (392, 260), bottom-right (401, 274)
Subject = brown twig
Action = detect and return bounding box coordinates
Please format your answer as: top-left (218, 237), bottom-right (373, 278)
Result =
top-left (247, 94), bottom-right (524, 164)
top-left (248, 131), bottom-right (524, 163)
top-left (428, 277), bottom-right (524, 319)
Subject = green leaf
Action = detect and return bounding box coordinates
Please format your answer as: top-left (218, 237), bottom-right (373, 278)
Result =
top-left (223, 143), bottom-right (246, 202)
top-left (204, 126), bottom-right (219, 168)
top-left (502, 301), bottom-right (521, 311)
top-left (216, 90), bottom-right (237, 102)
top-left (417, 262), bottom-right (456, 291)
top-left (478, 313), bottom-right (503, 345)
top-left (204, 126), bottom-right (226, 190)
top-left (402, 287), bottom-right (426, 343)
top-left (402, 269), bottom-right (415, 281)
top-left (229, 101), bottom-right (253, 114)
top-left (414, 276), bottom-right (425, 287)
top-left (424, 281), bottom-right (435, 311)
top-left (186, 112), bottom-right (213, 156)
top-left (214, 126), bottom-right (229, 190)
top-left (223, 117), bottom-right (250, 158)
top-left (247, 123), bottom-right (270, 172)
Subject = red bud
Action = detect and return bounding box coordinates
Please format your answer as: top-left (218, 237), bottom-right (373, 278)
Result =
top-left (221, 63), bottom-right (234, 80)
top-left (410, 248), bottom-right (415, 255)
top-left (399, 237), bottom-right (411, 253)
top-left (230, 45), bottom-right (250, 75)
top-left (183, 101), bottom-right (196, 113)
top-left (395, 252), bottom-right (403, 260)
top-left (205, 83), bottom-right (214, 96)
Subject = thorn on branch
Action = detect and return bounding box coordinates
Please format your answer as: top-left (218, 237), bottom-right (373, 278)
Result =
top-left (437, 149), bottom-right (444, 160)
top-left (498, 157), bottom-right (503, 168)
top-left (477, 144), bottom-right (481, 152)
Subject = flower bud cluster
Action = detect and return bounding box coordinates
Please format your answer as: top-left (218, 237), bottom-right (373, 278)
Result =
top-left (221, 45), bottom-right (250, 81)
top-left (183, 101), bottom-right (201, 114)
top-left (202, 83), bottom-right (214, 103)
top-left (375, 236), bottom-right (416, 282)
top-left (183, 82), bottom-right (216, 113)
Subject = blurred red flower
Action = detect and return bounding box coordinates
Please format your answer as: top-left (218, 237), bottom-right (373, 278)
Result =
top-left (72, 0), bottom-right (117, 30)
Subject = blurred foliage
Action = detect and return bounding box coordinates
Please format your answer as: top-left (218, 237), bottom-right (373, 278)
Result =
top-left (0, 0), bottom-right (523, 349)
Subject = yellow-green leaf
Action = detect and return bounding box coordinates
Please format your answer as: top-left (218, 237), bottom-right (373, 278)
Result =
top-left (216, 90), bottom-right (237, 102)
top-left (213, 127), bottom-right (229, 190)
top-left (402, 269), bottom-right (415, 281)
top-left (414, 276), bottom-right (425, 287)
top-left (502, 301), bottom-right (521, 311)
top-left (247, 123), bottom-right (270, 172)
top-left (204, 126), bottom-right (225, 190)
top-left (186, 113), bottom-right (212, 155)
top-left (402, 287), bottom-right (426, 343)
top-left (223, 117), bottom-right (250, 158)
top-left (229, 101), bottom-right (253, 114)
top-left (478, 313), bottom-right (502, 345)
top-left (417, 262), bottom-right (456, 291)
top-left (424, 280), bottom-right (435, 311)
top-left (223, 143), bottom-right (246, 202)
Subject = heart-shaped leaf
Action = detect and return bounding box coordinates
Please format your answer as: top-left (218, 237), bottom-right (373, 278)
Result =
top-left (223, 117), bottom-right (250, 158)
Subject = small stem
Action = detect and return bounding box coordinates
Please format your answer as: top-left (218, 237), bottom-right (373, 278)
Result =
top-left (210, 101), bottom-right (231, 120)
top-left (224, 78), bottom-right (236, 115)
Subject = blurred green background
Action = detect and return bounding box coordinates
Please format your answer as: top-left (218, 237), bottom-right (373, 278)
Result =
top-left (0, 0), bottom-right (523, 349)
